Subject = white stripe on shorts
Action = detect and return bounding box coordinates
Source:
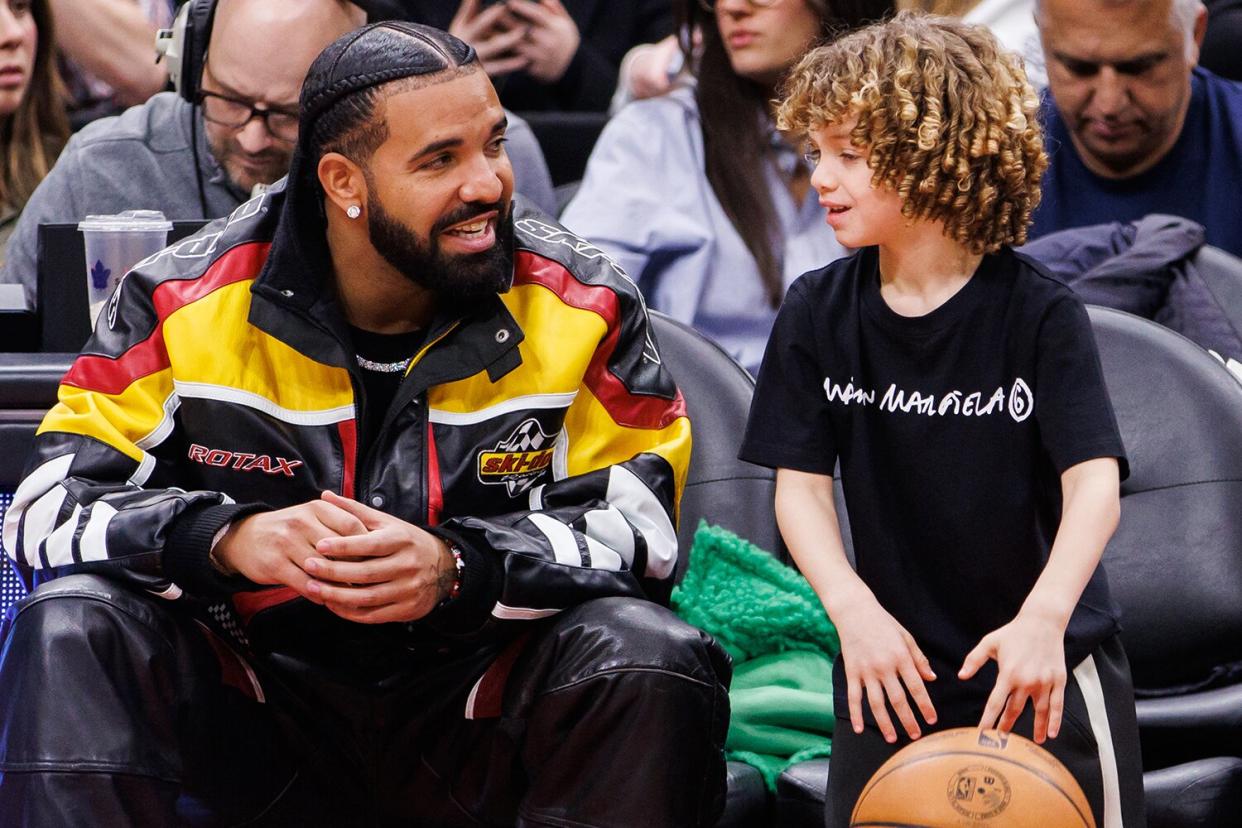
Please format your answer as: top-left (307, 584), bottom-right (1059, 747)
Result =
top-left (1073, 654), bottom-right (1122, 828)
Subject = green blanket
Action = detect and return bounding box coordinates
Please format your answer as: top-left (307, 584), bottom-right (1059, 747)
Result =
top-left (671, 522), bottom-right (841, 789)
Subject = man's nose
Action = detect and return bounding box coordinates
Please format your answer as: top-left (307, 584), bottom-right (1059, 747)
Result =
top-left (234, 115), bottom-right (276, 154)
top-left (459, 154), bottom-right (505, 205)
top-left (1090, 67), bottom-right (1130, 117)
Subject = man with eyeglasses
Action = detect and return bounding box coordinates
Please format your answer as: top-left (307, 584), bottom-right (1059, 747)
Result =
top-left (0, 0), bottom-right (361, 312)
top-left (0, 0), bottom-right (556, 313)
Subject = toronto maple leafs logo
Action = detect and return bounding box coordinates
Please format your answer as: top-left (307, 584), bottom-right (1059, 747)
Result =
top-left (89, 259), bottom-right (111, 290)
top-left (477, 418), bottom-right (556, 497)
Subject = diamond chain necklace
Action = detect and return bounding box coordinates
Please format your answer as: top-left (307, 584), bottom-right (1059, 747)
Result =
top-left (355, 355), bottom-right (413, 374)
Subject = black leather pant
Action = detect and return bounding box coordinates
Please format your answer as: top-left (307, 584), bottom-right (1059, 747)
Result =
top-left (0, 575), bottom-right (731, 827)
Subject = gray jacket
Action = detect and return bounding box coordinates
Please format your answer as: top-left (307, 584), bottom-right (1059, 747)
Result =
top-left (1, 92), bottom-right (555, 311)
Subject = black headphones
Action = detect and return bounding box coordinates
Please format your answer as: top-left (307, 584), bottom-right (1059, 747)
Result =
top-left (154, 0), bottom-right (219, 218)
top-left (155, 0), bottom-right (218, 103)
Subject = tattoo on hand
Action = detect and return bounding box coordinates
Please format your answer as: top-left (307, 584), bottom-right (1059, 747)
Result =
top-left (436, 562), bottom-right (457, 603)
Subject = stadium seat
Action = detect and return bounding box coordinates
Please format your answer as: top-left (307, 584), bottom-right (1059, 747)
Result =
top-left (649, 311), bottom-right (777, 824)
top-left (1088, 306), bottom-right (1242, 812)
top-left (649, 312), bottom-right (782, 569)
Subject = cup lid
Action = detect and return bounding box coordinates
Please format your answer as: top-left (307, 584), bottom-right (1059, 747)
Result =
top-left (78, 210), bottom-right (174, 232)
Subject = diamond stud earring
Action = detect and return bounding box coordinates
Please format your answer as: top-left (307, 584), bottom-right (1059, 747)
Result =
top-left (346, 205), bottom-right (361, 219)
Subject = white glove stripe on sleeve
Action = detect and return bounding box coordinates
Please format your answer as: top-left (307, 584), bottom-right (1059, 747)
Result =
top-left (40, 503), bottom-right (84, 568)
top-left (12, 455), bottom-right (75, 566)
top-left (584, 535), bottom-right (624, 571)
top-left (527, 512), bottom-right (584, 567)
top-left (606, 464), bottom-right (677, 580)
top-left (79, 501), bottom-right (119, 563)
top-left (582, 506), bottom-right (637, 569)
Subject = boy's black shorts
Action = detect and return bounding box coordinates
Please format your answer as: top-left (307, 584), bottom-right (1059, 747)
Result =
top-left (826, 634), bottom-right (1146, 828)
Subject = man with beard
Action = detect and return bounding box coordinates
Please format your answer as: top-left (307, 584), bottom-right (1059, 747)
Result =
top-left (1029, 0), bottom-right (1242, 257)
top-left (0, 21), bottom-right (730, 828)
top-left (0, 0), bottom-right (556, 313)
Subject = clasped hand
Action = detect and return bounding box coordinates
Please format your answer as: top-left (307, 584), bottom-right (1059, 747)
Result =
top-left (213, 490), bottom-right (454, 624)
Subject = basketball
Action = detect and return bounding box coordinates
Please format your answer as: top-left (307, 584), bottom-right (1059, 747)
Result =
top-left (850, 727), bottom-right (1096, 828)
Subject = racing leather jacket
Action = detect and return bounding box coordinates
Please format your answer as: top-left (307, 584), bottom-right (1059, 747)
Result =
top-left (2, 186), bottom-right (691, 661)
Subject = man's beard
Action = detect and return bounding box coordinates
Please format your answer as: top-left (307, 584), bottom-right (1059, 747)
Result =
top-left (366, 192), bottom-right (514, 311)
top-left (206, 129), bottom-right (290, 195)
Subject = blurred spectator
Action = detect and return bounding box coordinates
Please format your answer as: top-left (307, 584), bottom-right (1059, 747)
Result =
top-left (1030, 0), bottom-right (1242, 258)
top-left (0, 0), bottom-right (69, 262)
top-left (53, 0), bottom-right (173, 130)
top-left (1202, 0), bottom-right (1242, 81)
top-left (0, 0), bottom-right (559, 310)
top-left (0, 0), bottom-right (365, 311)
top-left (611, 0), bottom-right (1045, 110)
top-left (562, 0), bottom-right (891, 374)
top-left (400, 0), bottom-right (674, 112)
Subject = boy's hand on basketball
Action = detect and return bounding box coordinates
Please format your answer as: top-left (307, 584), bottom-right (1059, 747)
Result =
top-left (959, 611), bottom-right (1067, 744)
top-left (836, 593), bottom-right (938, 744)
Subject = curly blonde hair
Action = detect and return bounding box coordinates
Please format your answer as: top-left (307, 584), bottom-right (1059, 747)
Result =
top-left (777, 11), bottom-right (1046, 252)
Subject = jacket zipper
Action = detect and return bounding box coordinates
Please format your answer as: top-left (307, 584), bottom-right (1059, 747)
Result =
top-left (353, 323), bottom-right (459, 515)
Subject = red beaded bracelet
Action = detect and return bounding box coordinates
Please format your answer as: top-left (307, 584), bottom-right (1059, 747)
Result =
top-left (445, 545), bottom-right (464, 602)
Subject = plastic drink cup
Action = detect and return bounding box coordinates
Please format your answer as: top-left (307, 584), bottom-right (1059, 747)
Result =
top-left (78, 210), bottom-right (173, 326)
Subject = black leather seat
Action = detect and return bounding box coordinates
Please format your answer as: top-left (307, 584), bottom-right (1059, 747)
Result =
top-left (0, 352), bottom-right (70, 481)
top-left (1088, 306), bottom-right (1242, 820)
top-left (649, 312), bottom-right (781, 567)
top-left (649, 311), bottom-right (777, 825)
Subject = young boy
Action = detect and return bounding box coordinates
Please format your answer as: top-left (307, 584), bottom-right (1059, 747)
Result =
top-left (739, 13), bottom-right (1145, 827)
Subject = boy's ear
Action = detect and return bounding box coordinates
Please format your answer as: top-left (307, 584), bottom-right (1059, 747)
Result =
top-left (318, 152), bottom-right (368, 215)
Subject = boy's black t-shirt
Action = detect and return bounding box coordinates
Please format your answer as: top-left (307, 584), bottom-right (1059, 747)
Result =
top-left (739, 246), bottom-right (1129, 724)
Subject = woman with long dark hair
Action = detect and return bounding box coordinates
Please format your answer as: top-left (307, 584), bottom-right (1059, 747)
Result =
top-left (563, 0), bottom-right (891, 373)
top-left (0, 0), bottom-right (68, 261)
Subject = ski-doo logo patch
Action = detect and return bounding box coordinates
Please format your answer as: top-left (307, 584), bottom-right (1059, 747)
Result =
top-left (478, 418), bottom-right (555, 496)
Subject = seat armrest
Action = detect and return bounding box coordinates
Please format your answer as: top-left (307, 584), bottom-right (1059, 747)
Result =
top-left (1145, 757), bottom-right (1242, 828)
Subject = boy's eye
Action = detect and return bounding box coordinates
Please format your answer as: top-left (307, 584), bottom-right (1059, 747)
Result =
top-left (803, 148), bottom-right (821, 166)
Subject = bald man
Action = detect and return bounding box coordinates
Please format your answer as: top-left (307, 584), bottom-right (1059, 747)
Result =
top-left (1030, 0), bottom-right (1242, 256)
top-left (0, 0), bottom-right (555, 312)
top-left (0, 0), bottom-right (362, 311)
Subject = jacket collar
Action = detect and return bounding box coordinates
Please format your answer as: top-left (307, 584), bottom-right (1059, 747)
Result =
top-left (247, 180), bottom-right (524, 385)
